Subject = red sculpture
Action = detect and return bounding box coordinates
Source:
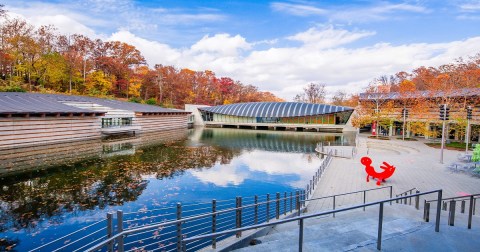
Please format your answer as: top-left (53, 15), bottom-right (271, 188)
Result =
top-left (360, 156), bottom-right (396, 186)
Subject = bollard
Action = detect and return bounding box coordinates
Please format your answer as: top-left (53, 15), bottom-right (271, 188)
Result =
top-left (424, 202), bottom-right (430, 222)
top-left (461, 200), bottom-right (466, 214)
top-left (448, 200), bottom-right (456, 226)
top-left (443, 201), bottom-right (447, 211)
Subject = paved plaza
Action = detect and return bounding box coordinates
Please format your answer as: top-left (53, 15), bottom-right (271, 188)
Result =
top-left (308, 134), bottom-right (480, 212)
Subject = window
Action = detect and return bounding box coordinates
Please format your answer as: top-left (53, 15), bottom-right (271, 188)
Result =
top-left (102, 117), bottom-right (133, 128)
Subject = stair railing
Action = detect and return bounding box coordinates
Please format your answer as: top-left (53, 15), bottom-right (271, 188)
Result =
top-left (302, 186), bottom-right (393, 217)
top-left (182, 190), bottom-right (443, 252)
top-left (424, 193), bottom-right (480, 229)
top-left (396, 187), bottom-right (420, 208)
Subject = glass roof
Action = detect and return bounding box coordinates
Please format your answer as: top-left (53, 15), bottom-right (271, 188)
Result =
top-left (199, 102), bottom-right (353, 117)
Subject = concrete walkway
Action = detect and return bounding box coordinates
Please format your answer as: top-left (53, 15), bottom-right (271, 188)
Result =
top-left (235, 203), bottom-right (480, 252)
top-left (308, 134), bottom-right (480, 212)
top-left (233, 136), bottom-right (480, 251)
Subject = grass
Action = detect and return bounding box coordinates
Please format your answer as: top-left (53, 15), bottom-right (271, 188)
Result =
top-left (425, 141), bottom-right (474, 151)
top-left (368, 136), bottom-right (390, 140)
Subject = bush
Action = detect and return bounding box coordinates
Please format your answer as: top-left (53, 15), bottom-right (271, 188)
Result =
top-left (473, 144), bottom-right (480, 162)
top-left (128, 97), bottom-right (142, 103)
top-left (0, 80), bottom-right (26, 92)
top-left (145, 98), bottom-right (157, 105)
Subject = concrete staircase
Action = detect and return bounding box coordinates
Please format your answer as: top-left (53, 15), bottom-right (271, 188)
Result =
top-left (234, 203), bottom-right (480, 251)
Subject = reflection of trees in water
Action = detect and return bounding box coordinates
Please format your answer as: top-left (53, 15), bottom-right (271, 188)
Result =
top-left (0, 142), bottom-right (239, 233)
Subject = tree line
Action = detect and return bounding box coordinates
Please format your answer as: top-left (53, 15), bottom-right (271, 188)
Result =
top-left (0, 6), bottom-right (283, 108)
top-left (353, 53), bottom-right (480, 139)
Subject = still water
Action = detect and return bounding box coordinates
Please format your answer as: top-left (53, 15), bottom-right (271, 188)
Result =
top-left (0, 128), bottom-right (355, 251)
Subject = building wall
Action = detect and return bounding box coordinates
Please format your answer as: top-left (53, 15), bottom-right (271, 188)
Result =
top-left (184, 104), bottom-right (209, 126)
top-left (0, 116), bottom-right (102, 149)
top-left (135, 114), bottom-right (189, 132)
top-left (210, 114), bottom-right (339, 125)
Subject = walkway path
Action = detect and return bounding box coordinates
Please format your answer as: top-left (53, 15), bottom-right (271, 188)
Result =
top-left (308, 134), bottom-right (480, 212)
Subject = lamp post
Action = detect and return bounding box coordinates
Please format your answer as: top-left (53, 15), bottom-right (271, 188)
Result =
top-left (402, 108), bottom-right (408, 141)
top-left (466, 106), bottom-right (472, 154)
top-left (439, 104), bottom-right (449, 164)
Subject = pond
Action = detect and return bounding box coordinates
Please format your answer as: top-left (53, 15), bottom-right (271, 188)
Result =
top-left (0, 128), bottom-right (355, 251)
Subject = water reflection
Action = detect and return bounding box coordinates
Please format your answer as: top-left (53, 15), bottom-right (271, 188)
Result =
top-left (0, 129), bottom-right (238, 234)
top-left (0, 128), bottom-right (355, 251)
top-left (198, 128), bottom-right (355, 152)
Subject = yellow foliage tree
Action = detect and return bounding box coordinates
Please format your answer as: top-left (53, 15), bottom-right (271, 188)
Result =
top-left (85, 70), bottom-right (115, 96)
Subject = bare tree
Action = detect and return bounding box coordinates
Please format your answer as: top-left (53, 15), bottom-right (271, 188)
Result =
top-left (331, 90), bottom-right (347, 106)
top-left (294, 83), bottom-right (326, 103)
top-left (0, 4), bottom-right (6, 17)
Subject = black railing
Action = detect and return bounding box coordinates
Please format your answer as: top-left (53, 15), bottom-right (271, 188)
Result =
top-left (424, 193), bottom-right (480, 229)
top-left (303, 186), bottom-right (393, 215)
top-left (396, 187), bottom-right (419, 208)
top-left (182, 190), bottom-right (443, 252)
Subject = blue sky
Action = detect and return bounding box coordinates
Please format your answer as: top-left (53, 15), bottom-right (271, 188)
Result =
top-left (3, 0), bottom-right (480, 100)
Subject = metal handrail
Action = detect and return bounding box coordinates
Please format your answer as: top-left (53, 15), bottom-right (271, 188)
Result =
top-left (29, 219), bottom-right (105, 252)
top-left (426, 193), bottom-right (480, 203)
top-left (182, 190), bottom-right (443, 252)
top-left (396, 187), bottom-right (417, 197)
top-left (303, 186), bottom-right (392, 202)
top-left (423, 193), bottom-right (479, 229)
top-left (84, 192), bottom-right (307, 252)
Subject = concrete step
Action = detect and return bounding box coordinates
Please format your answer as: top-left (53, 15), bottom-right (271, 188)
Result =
top-left (233, 204), bottom-right (480, 252)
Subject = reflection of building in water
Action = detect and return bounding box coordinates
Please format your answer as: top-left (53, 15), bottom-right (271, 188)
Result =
top-left (199, 128), bottom-right (355, 153)
top-left (0, 92), bottom-right (190, 149)
top-left (186, 102), bottom-right (355, 133)
top-left (0, 139), bottom-right (103, 177)
top-left (0, 129), bottom-right (189, 177)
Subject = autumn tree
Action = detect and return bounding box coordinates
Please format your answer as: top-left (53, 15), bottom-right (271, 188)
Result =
top-left (294, 83), bottom-right (326, 103)
top-left (0, 15), bottom-right (283, 106)
top-left (85, 70), bottom-right (114, 96)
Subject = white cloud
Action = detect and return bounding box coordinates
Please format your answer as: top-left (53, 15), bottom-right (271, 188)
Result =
top-left (189, 150), bottom-right (321, 188)
top-left (459, 1), bottom-right (480, 12)
top-left (287, 25), bottom-right (375, 49)
top-left (112, 26), bottom-right (480, 100)
top-left (190, 34), bottom-right (251, 56)
top-left (30, 14), bottom-right (98, 38)
top-left (271, 1), bottom-right (428, 22)
top-left (190, 160), bottom-right (248, 187)
top-left (108, 30), bottom-right (181, 65)
top-left (270, 2), bottom-right (327, 16)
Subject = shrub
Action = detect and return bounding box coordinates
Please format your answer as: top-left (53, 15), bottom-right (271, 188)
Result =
top-left (473, 144), bottom-right (480, 162)
top-left (145, 98), bottom-right (157, 105)
top-left (128, 97), bottom-right (142, 103)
